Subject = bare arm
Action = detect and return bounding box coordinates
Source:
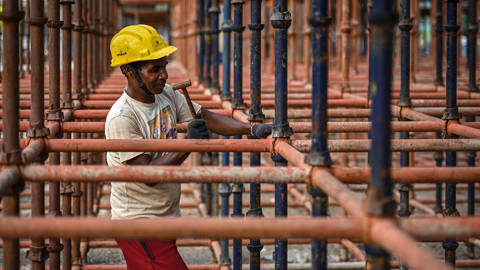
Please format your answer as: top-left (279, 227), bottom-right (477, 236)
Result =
top-left (200, 108), bottom-right (251, 136)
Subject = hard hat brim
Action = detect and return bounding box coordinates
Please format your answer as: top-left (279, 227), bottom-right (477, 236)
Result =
top-left (111, 45), bottom-right (178, 67)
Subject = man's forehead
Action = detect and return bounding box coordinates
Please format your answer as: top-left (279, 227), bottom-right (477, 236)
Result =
top-left (148, 57), bottom-right (168, 66)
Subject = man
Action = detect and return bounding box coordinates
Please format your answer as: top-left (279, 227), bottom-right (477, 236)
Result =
top-left (106, 24), bottom-right (272, 269)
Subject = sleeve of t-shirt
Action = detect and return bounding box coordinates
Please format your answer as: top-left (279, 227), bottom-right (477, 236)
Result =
top-left (173, 89), bottom-right (202, 123)
top-left (106, 115), bottom-right (147, 164)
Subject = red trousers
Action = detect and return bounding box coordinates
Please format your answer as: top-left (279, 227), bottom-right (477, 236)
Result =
top-left (116, 240), bottom-right (188, 270)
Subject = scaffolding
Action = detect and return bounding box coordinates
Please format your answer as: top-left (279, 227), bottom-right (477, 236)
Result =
top-left (0, 0), bottom-right (479, 269)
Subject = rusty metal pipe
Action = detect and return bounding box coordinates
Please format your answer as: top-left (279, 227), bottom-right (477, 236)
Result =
top-left (19, 165), bottom-right (307, 184)
top-left (0, 217), bottom-right (363, 240)
top-left (0, 168), bottom-right (21, 197)
top-left (292, 139), bottom-right (480, 152)
top-left (0, 216), bottom-right (477, 242)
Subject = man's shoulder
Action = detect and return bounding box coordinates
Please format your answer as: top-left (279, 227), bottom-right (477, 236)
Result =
top-left (107, 93), bottom-right (134, 116)
top-left (106, 94), bottom-right (138, 126)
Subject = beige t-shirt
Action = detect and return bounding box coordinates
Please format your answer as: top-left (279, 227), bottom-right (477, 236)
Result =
top-left (105, 84), bottom-right (201, 219)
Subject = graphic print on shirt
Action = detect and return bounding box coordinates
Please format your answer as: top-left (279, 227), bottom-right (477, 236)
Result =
top-left (148, 105), bottom-right (177, 140)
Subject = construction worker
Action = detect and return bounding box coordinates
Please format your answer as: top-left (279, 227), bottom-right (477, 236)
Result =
top-left (106, 24), bottom-right (272, 269)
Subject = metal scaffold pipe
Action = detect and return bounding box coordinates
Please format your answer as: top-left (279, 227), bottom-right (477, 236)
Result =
top-left (1, 0), bottom-right (22, 269)
top-left (364, 0), bottom-right (397, 268)
top-left (443, 0), bottom-right (460, 266)
top-left (306, 0), bottom-right (332, 269)
top-left (247, 1), bottom-right (265, 269)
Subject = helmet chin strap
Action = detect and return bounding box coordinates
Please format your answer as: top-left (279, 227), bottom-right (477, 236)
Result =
top-left (129, 64), bottom-right (154, 96)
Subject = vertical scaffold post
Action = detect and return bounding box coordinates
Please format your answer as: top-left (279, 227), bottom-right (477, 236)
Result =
top-left (442, 2), bottom-right (460, 265)
top-left (19, 0), bottom-right (25, 78)
top-left (1, 0), bottom-right (22, 268)
top-left (467, 0), bottom-right (478, 92)
top-left (60, 1), bottom-right (74, 268)
top-left (81, 0), bottom-right (89, 95)
top-left (26, 0), bottom-right (49, 269)
top-left (204, 0), bottom-right (212, 88)
top-left (365, 0), bottom-right (397, 269)
top-left (305, 0), bottom-right (332, 269)
top-left (466, 114), bottom-right (476, 258)
top-left (434, 132), bottom-right (444, 214)
top-left (47, 1), bottom-right (64, 268)
top-left (247, 1), bottom-right (265, 270)
top-left (231, 2), bottom-right (245, 265)
top-left (435, 0), bottom-right (444, 86)
top-left (270, 1), bottom-right (292, 269)
top-left (25, 0), bottom-right (31, 74)
top-left (220, 1), bottom-right (233, 263)
top-left (232, 0), bottom-right (247, 109)
top-left (397, 3), bottom-right (412, 268)
top-left (209, 0), bottom-right (220, 93)
top-left (71, 0), bottom-right (84, 265)
top-left (221, 0), bottom-right (233, 101)
top-left (219, 149), bottom-right (232, 266)
top-left (198, 0), bottom-right (205, 83)
top-left (232, 135), bottom-right (244, 270)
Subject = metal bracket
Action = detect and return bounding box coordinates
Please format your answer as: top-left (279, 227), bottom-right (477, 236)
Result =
top-left (26, 245), bottom-right (48, 262)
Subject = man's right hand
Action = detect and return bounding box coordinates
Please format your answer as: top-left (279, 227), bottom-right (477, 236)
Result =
top-left (186, 119), bottom-right (210, 139)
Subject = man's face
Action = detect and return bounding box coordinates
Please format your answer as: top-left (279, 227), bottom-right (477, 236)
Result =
top-left (138, 57), bottom-right (169, 94)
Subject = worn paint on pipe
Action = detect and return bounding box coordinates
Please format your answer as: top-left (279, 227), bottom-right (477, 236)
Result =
top-left (19, 165), bottom-right (307, 184)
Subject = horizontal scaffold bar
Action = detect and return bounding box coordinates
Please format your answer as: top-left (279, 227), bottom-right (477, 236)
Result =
top-left (9, 165), bottom-right (480, 184)
top-left (0, 216), bottom-right (477, 241)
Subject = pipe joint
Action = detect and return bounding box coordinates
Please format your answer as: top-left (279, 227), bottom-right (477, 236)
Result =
top-left (248, 109), bottom-right (265, 122)
top-left (442, 108), bottom-right (460, 121)
top-left (398, 97), bottom-right (412, 108)
top-left (219, 255), bottom-right (231, 266)
top-left (0, 148), bottom-right (23, 165)
top-left (220, 92), bottom-right (232, 101)
top-left (208, 6), bottom-right (220, 14)
top-left (231, 99), bottom-right (247, 110)
top-left (218, 183), bottom-right (231, 196)
top-left (73, 19), bottom-right (85, 31)
top-left (443, 206), bottom-right (460, 217)
top-left (230, 24), bottom-right (245, 32)
top-left (26, 127), bottom-right (50, 139)
top-left (398, 21), bottom-right (413, 32)
top-left (47, 19), bottom-right (64, 28)
top-left (221, 20), bottom-right (234, 32)
top-left (23, 137), bottom-right (49, 163)
top-left (247, 241), bottom-right (264, 253)
top-left (26, 245), bottom-right (48, 262)
top-left (0, 10), bottom-right (24, 22)
top-left (60, 183), bottom-right (75, 195)
top-left (272, 123), bottom-right (293, 138)
top-left (248, 23), bottom-right (264, 31)
top-left (246, 207), bottom-right (263, 218)
top-left (231, 183), bottom-right (244, 193)
top-left (26, 16), bottom-right (48, 26)
top-left (270, 10), bottom-right (292, 29)
top-left (71, 185), bottom-right (83, 197)
top-left (444, 24), bottom-right (460, 33)
top-left (442, 239), bottom-right (459, 251)
top-left (0, 167), bottom-right (23, 197)
top-left (46, 242), bottom-right (64, 253)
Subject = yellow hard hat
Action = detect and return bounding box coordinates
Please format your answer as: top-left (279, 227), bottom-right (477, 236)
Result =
top-left (110, 24), bottom-right (177, 67)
